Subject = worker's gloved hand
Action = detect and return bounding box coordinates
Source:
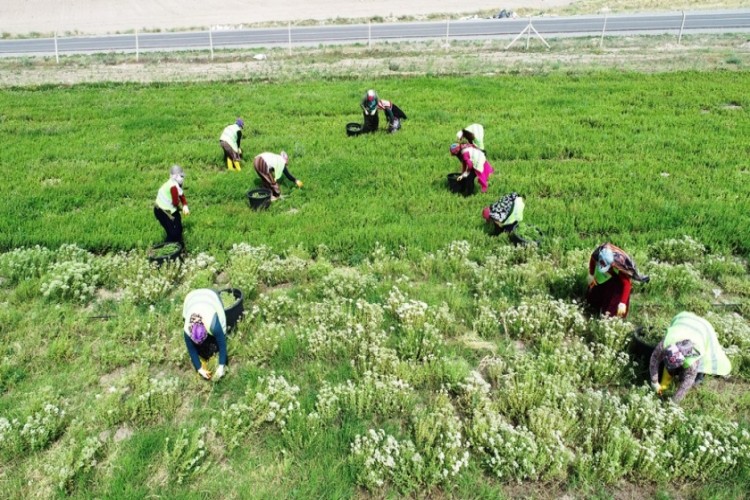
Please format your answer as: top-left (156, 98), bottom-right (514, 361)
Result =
top-left (651, 381), bottom-right (662, 395)
top-left (182, 205), bottom-right (190, 216)
top-left (296, 180), bottom-right (303, 188)
top-left (198, 367), bottom-right (212, 380)
top-left (617, 302), bottom-right (627, 317)
top-left (214, 364), bottom-right (226, 380)
top-left (457, 173), bottom-right (468, 181)
top-left (586, 273), bottom-right (595, 288)
top-left (238, 148), bottom-right (242, 156)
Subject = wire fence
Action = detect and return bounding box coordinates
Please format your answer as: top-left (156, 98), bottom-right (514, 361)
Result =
top-left (1, 9), bottom-right (749, 60)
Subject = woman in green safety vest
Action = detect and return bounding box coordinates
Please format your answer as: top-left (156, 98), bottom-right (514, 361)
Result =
top-left (252, 151), bottom-right (303, 201)
top-left (183, 289), bottom-right (228, 381)
top-left (482, 192), bottom-right (524, 234)
top-left (649, 311), bottom-right (731, 403)
top-left (154, 165), bottom-right (189, 245)
top-left (219, 118), bottom-right (244, 171)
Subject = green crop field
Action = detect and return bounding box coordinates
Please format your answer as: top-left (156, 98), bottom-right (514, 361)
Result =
top-left (0, 71), bottom-right (749, 498)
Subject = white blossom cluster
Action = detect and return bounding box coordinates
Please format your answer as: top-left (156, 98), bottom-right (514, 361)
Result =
top-left (642, 261), bottom-right (704, 297)
top-left (164, 427), bottom-right (209, 485)
top-left (318, 267), bottom-right (376, 300)
top-left (130, 376), bottom-right (180, 425)
top-left (214, 371), bottom-right (302, 445)
top-left (314, 371), bottom-right (413, 421)
top-left (0, 245), bottom-right (54, 283)
top-left (300, 297), bottom-right (384, 359)
top-left (40, 260), bottom-right (100, 302)
top-left (50, 435), bottom-right (105, 492)
top-left (649, 235), bottom-right (707, 264)
top-left (7, 403), bottom-right (68, 452)
top-left (499, 297), bottom-right (587, 352)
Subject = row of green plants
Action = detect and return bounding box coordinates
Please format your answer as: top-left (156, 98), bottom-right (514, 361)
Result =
top-left (0, 234), bottom-right (748, 496)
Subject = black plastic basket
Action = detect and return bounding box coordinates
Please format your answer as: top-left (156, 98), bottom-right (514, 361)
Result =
top-left (447, 173), bottom-right (475, 196)
top-left (219, 288), bottom-right (244, 332)
top-left (148, 242), bottom-right (183, 266)
top-left (346, 122), bottom-right (363, 137)
top-left (247, 188), bottom-right (272, 211)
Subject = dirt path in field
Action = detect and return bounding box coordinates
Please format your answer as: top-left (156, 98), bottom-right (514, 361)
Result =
top-left (1, 0), bottom-right (574, 36)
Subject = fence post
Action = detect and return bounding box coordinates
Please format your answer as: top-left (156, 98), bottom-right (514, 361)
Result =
top-left (54, 31), bottom-right (59, 63)
top-left (209, 28), bottom-right (214, 60)
top-left (135, 29), bottom-right (139, 62)
top-left (287, 22), bottom-right (292, 56)
top-left (600, 13), bottom-right (608, 48)
top-left (446, 18), bottom-right (450, 46)
top-left (678, 11), bottom-right (686, 45)
top-left (526, 17), bottom-right (531, 49)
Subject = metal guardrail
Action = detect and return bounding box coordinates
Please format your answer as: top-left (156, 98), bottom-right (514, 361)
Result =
top-left (1, 9), bottom-right (749, 59)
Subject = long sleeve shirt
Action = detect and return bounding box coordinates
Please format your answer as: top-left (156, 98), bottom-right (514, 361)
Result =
top-left (649, 340), bottom-right (700, 403)
top-left (183, 315), bottom-right (228, 370)
top-left (170, 185), bottom-right (187, 209)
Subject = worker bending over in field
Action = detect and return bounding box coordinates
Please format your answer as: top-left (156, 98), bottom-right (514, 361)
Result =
top-left (154, 165), bottom-right (189, 245)
top-left (253, 151), bottom-right (303, 202)
top-left (220, 118), bottom-right (244, 171)
top-left (457, 123), bottom-right (485, 152)
top-left (360, 89), bottom-right (407, 133)
top-left (483, 192), bottom-right (524, 234)
top-left (649, 311), bottom-right (731, 404)
top-left (449, 143), bottom-right (494, 193)
top-left (586, 243), bottom-right (649, 318)
top-left (183, 289), bottom-right (228, 381)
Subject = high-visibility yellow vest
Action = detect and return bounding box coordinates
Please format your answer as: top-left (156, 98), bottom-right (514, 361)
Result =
top-left (465, 123), bottom-right (485, 151)
top-left (466, 147), bottom-right (486, 174)
top-left (663, 312), bottom-right (731, 376)
top-left (182, 289), bottom-right (227, 336)
top-left (259, 153), bottom-right (287, 181)
top-left (155, 178), bottom-right (181, 214)
top-left (220, 124), bottom-right (241, 151)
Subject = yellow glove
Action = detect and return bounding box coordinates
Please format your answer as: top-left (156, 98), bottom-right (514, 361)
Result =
top-left (617, 302), bottom-right (627, 317)
top-left (296, 180), bottom-right (303, 188)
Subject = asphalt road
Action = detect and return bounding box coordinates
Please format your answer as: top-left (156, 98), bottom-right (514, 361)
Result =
top-left (1, 9), bottom-right (749, 57)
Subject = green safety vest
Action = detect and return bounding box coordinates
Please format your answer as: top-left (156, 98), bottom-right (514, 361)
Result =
top-left (260, 153), bottom-right (287, 181)
top-left (182, 289), bottom-right (227, 336)
top-left (594, 265), bottom-right (619, 285)
top-left (663, 312), bottom-right (731, 376)
top-left (503, 197), bottom-right (525, 226)
top-left (465, 123), bottom-right (485, 151)
top-left (466, 147), bottom-right (486, 174)
top-left (155, 178), bottom-right (181, 214)
top-left (220, 124), bottom-right (242, 151)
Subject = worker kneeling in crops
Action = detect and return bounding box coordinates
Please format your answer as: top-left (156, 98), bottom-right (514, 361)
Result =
top-left (219, 118), bottom-right (244, 171)
top-left (154, 165), bottom-right (189, 245)
top-left (253, 151), bottom-right (303, 202)
top-left (456, 123), bottom-right (486, 152)
top-left (586, 243), bottom-right (649, 318)
top-left (183, 289), bottom-right (228, 381)
top-left (360, 89), bottom-right (407, 133)
top-left (449, 143), bottom-right (494, 193)
top-left (483, 192), bottom-right (524, 234)
top-left (649, 311), bottom-right (731, 404)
